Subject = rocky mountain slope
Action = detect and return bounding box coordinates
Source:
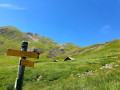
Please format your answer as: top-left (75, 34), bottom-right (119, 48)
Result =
top-left (0, 26), bottom-right (78, 58)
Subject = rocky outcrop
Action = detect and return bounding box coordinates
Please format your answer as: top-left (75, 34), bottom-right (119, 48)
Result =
top-left (28, 47), bottom-right (45, 55)
top-left (0, 26), bottom-right (79, 58)
top-left (0, 28), bottom-right (7, 34)
top-left (59, 49), bottom-right (66, 54)
top-left (47, 48), bottom-right (60, 58)
top-left (0, 42), bottom-right (4, 44)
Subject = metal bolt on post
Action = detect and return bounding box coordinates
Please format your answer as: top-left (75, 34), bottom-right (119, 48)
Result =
top-left (15, 41), bottom-right (28, 90)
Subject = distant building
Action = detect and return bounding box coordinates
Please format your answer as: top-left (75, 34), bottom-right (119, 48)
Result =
top-left (64, 57), bottom-right (75, 61)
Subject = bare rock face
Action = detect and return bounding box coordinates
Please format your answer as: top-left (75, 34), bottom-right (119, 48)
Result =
top-left (28, 47), bottom-right (45, 55)
top-left (0, 28), bottom-right (7, 34)
top-left (26, 32), bottom-right (33, 36)
top-left (26, 33), bottom-right (39, 42)
top-left (47, 48), bottom-right (60, 58)
top-left (26, 33), bottom-right (39, 38)
top-left (59, 49), bottom-right (66, 54)
top-left (0, 42), bottom-right (4, 44)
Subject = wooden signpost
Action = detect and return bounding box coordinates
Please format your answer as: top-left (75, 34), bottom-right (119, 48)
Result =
top-left (7, 49), bottom-right (39, 58)
top-left (7, 41), bottom-right (39, 90)
top-left (20, 59), bottom-right (34, 67)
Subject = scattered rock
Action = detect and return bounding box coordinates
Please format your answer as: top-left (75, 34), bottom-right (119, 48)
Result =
top-left (81, 74), bottom-right (85, 76)
top-left (54, 60), bottom-right (59, 62)
top-left (77, 74), bottom-right (80, 76)
top-left (105, 64), bottom-right (114, 69)
top-left (100, 64), bottom-right (114, 69)
top-left (37, 75), bottom-right (42, 81)
top-left (82, 71), bottom-right (92, 75)
top-left (100, 66), bottom-right (105, 69)
top-left (38, 75), bottom-right (42, 78)
top-left (37, 78), bottom-right (40, 81)
top-left (73, 63), bottom-right (116, 79)
top-left (108, 56), bottom-right (120, 59)
top-left (116, 65), bottom-right (118, 67)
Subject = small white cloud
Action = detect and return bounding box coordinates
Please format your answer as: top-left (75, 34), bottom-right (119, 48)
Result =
top-left (0, 4), bottom-right (26, 10)
top-left (0, 4), bottom-right (11, 7)
top-left (100, 25), bottom-right (111, 34)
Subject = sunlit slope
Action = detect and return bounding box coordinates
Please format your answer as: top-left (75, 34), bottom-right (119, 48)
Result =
top-left (1, 38), bottom-right (120, 89)
top-left (22, 39), bottom-right (120, 90)
top-left (0, 26), bottom-right (78, 57)
top-left (0, 26), bottom-right (55, 55)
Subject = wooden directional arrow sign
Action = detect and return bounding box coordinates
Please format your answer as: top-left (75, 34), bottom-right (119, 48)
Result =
top-left (20, 59), bottom-right (34, 67)
top-left (7, 49), bottom-right (39, 58)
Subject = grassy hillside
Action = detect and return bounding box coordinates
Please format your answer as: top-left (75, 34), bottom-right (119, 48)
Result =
top-left (0, 26), bottom-right (120, 90)
top-left (1, 38), bottom-right (120, 90)
top-left (23, 39), bottom-right (120, 90)
top-left (0, 26), bottom-right (78, 57)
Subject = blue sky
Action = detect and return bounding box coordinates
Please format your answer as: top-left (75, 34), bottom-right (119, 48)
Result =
top-left (0, 0), bottom-right (120, 47)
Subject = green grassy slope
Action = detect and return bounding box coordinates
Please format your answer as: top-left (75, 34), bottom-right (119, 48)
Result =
top-left (0, 26), bottom-right (78, 57)
top-left (1, 36), bottom-right (120, 90)
top-left (22, 39), bottom-right (120, 90)
top-left (0, 26), bottom-right (79, 89)
top-left (0, 26), bottom-right (56, 52)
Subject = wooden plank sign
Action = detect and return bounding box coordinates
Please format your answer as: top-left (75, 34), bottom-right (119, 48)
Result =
top-left (20, 59), bottom-right (34, 67)
top-left (7, 49), bottom-right (39, 58)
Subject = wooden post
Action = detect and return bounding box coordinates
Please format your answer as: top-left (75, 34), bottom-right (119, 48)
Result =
top-left (15, 41), bottom-right (28, 90)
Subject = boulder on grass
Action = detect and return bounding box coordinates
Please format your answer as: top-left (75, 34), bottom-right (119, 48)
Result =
top-left (54, 60), bottom-right (59, 62)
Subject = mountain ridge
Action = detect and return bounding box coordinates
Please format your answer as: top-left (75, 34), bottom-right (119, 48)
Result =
top-left (0, 26), bottom-right (79, 58)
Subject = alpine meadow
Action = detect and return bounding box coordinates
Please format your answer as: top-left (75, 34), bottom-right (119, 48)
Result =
top-left (0, 26), bottom-right (120, 90)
